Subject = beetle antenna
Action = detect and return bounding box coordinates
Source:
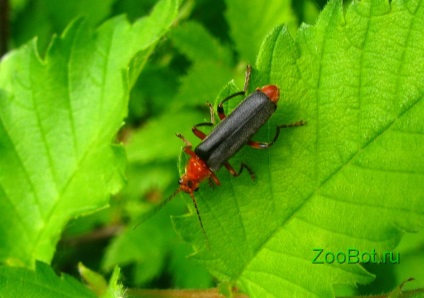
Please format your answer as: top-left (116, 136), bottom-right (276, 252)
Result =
top-left (188, 191), bottom-right (210, 249)
top-left (133, 188), bottom-right (181, 230)
top-left (133, 188), bottom-right (211, 249)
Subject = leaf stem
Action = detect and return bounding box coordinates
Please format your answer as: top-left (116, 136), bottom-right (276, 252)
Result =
top-left (126, 288), bottom-right (248, 298)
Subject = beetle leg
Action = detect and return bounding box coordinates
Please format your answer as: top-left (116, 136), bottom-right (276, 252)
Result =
top-left (192, 122), bottom-right (213, 140)
top-left (176, 133), bottom-right (191, 146)
top-left (192, 102), bottom-right (216, 139)
top-left (217, 65), bottom-right (252, 120)
top-left (279, 120), bottom-right (305, 128)
top-left (207, 174), bottom-right (221, 188)
top-left (217, 91), bottom-right (245, 120)
top-left (207, 177), bottom-right (215, 188)
top-left (206, 102), bottom-right (215, 124)
top-left (243, 64), bottom-right (252, 93)
top-left (247, 120), bottom-right (305, 149)
top-left (210, 171), bottom-right (221, 185)
top-left (176, 133), bottom-right (197, 158)
top-left (224, 161), bottom-right (255, 181)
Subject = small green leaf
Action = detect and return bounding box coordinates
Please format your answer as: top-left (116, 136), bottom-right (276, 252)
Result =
top-left (78, 263), bottom-right (124, 298)
top-left (174, 0), bottom-right (424, 296)
top-left (0, 0), bottom-right (178, 267)
top-left (78, 263), bottom-right (108, 297)
top-left (103, 266), bottom-right (124, 298)
top-left (0, 261), bottom-right (96, 298)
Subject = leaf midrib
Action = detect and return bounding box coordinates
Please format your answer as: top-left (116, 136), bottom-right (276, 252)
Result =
top-left (32, 22), bottom-right (117, 259)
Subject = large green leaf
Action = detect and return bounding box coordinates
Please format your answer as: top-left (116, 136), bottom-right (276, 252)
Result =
top-left (173, 0), bottom-right (424, 296)
top-left (0, 0), bottom-right (178, 267)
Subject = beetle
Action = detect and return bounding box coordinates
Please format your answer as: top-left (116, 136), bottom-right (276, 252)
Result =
top-left (166, 66), bottom-right (304, 240)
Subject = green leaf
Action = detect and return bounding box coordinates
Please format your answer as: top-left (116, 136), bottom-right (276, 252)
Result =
top-left (127, 64), bottom-right (181, 120)
top-left (168, 244), bottom-right (213, 289)
top-left (171, 21), bottom-right (233, 65)
top-left (0, 261), bottom-right (96, 298)
top-left (126, 110), bottom-right (205, 164)
top-left (293, 0), bottom-right (321, 26)
top-left (101, 198), bottom-right (213, 288)
top-left (170, 21), bottom-right (235, 107)
top-left (78, 263), bottom-right (108, 297)
top-left (78, 263), bottom-right (124, 298)
top-left (11, 0), bottom-right (115, 53)
top-left (173, 61), bottom-right (236, 107)
top-left (225, 0), bottom-right (297, 62)
top-left (0, 0), bottom-right (178, 267)
top-left (173, 0), bottom-right (424, 296)
top-left (103, 266), bottom-right (124, 298)
top-left (43, 0), bottom-right (115, 29)
top-left (112, 0), bottom-right (159, 22)
top-left (394, 231), bottom-right (424, 284)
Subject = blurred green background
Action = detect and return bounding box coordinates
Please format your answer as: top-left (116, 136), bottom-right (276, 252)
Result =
top-left (2, 0), bottom-right (421, 296)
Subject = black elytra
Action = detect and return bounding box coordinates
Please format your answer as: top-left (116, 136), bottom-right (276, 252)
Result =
top-left (195, 90), bottom-right (277, 171)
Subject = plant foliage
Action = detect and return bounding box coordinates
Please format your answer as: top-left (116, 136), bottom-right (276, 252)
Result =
top-left (0, 0), bottom-right (423, 297)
